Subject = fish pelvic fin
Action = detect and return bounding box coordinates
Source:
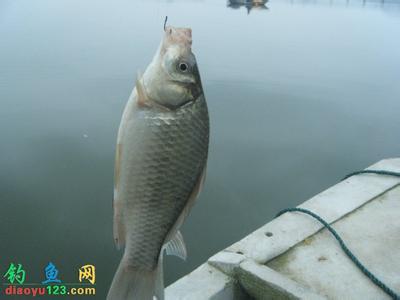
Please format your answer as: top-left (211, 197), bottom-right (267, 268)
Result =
top-left (107, 254), bottom-right (163, 300)
top-left (165, 230), bottom-right (187, 261)
top-left (112, 199), bottom-right (125, 250)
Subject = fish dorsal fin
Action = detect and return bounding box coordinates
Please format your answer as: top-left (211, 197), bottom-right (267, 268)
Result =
top-left (136, 72), bottom-right (151, 107)
top-left (165, 231), bottom-right (187, 261)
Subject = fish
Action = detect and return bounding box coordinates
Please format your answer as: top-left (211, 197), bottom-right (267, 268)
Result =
top-left (107, 25), bottom-right (209, 300)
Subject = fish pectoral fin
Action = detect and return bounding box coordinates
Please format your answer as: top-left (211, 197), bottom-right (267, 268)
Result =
top-left (165, 230), bottom-right (187, 261)
top-left (136, 72), bottom-right (151, 107)
top-left (135, 72), bottom-right (171, 112)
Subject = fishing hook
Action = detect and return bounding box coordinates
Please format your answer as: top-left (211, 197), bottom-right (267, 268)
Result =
top-left (164, 16), bottom-right (168, 31)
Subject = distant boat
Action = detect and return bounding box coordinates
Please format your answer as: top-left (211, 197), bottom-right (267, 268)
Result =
top-left (229, 0), bottom-right (267, 3)
top-left (227, 0), bottom-right (268, 13)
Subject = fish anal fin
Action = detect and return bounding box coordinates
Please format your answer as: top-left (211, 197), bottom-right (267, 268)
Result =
top-left (163, 166), bottom-right (207, 258)
top-left (165, 230), bottom-right (187, 261)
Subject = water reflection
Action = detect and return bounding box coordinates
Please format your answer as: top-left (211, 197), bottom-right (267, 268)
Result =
top-left (281, 0), bottom-right (400, 9)
top-left (226, 0), bottom-right (400, 13)
top-left (227, 0), bottom-right (269, 13)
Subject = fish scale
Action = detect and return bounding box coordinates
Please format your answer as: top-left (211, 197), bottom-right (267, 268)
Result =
top-left (119, 95), bottom-right (209, 271)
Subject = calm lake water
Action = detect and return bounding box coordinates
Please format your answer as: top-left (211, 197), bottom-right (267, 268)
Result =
top-left (1, 0), bottom-right (399, 298)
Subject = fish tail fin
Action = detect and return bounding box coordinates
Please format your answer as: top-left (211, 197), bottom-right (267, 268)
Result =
top-left (107, 255), bottom-right (162, 300)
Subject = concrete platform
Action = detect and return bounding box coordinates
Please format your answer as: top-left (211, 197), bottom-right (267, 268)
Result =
top-left (166, 158), bottom-right (400, 300)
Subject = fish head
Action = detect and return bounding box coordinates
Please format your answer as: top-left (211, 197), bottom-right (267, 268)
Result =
top-left (161, 27), bottom-right (197, 84)
top-left (143, 26), bottom-right (203, 109)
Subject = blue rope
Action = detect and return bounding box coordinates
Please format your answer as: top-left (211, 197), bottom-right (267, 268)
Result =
top-left (342, 169), bottom-right (400, 181)
top-left (276, 169), bottom-right (400, 300)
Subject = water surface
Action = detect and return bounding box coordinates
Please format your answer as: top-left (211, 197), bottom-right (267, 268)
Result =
top-left (1, 0), bottom-right (399, 298)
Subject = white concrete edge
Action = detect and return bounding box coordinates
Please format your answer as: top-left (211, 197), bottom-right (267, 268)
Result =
top-left (208, 251), bottom-right (247, 277)
top-left (226, 158), bottom-right (400, 264)
top-left (165, 263), bottom-right (240, 300)
top-left (166, 158), bottom-right (400, 299)
top-left (237, 259), bottom-right (326, 300)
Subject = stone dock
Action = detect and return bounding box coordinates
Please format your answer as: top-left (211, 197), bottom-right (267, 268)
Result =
top-left (165, 158), bottom-right (400, 299)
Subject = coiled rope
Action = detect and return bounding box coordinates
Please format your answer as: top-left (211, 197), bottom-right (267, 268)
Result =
top-left (276, 169), bottom-right (400, 300)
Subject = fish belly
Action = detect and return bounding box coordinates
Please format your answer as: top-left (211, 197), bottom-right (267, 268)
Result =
top-left (119, 95), bottom-right (209, 271)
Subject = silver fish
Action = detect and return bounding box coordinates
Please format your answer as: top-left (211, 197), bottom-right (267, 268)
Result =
top-left (107, 26), bottom-right (209, 300)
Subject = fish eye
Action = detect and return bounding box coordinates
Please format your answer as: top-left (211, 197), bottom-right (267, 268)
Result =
top-left (178, 62), bottom-right (189, 72)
